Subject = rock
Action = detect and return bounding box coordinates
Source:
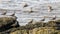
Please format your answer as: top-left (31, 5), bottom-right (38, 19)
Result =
top-left (0, 15), bottom-right (18, 32)
top-left (0, 16), bottom-right (16, 27)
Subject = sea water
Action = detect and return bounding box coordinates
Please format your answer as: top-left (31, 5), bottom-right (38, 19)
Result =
top-left (0, 0), bottom-right (60, 26)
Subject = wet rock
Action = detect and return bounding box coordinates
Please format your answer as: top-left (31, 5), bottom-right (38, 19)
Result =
top-left (0, 15), bottom-right (18, 32)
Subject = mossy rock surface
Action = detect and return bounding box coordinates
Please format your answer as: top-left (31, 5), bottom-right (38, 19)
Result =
top-left (0, 17), bottom-right (16, 27)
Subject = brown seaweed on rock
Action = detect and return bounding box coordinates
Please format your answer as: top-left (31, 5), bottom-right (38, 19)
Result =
top-left (0, 16), bottom-right (19, 32)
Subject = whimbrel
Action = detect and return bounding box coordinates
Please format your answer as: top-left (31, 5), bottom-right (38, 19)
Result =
top-left (40, 16), bottom-right (45, 21)
top-left (51, 15), bottom-right (56, 20)
top-left (10, 11), bottom-right (15, 16)
top-left (10, 13), bottom-right (15, 16)
top-left (10, 11), bottom-right (17, 19)
top-left (28, 19), bottom-right (33, 24)
top-left (48, 5), bottom-right (53, 12)
top-left (24, 4), bottom-right (28, 7)
top-left (1, 11), bottom-right (7, 15)
top-left (29, 7), bottom-right (33, 13)
top-left (40, 18), bottom-right (45, 21)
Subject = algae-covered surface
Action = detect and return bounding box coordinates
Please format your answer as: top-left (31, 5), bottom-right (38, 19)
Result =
top-left (0, 16), bottom-right (16, 27)
top-left (9, 20), bottom-right (60, 34)
top-left (0, 19), bottom-right (60, 34)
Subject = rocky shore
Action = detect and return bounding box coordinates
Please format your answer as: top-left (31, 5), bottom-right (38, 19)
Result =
top-left (0, 0), bottom-right (60, 34)
top-left (0, 16), bottom-right (60, 34)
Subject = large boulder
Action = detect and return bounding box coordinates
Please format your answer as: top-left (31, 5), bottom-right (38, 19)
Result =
top-left (0, 16), bottom-right (16, 27)
top-left (0, 15), bottom-right (17, 32)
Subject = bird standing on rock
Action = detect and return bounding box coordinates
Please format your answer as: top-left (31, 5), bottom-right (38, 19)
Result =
top-left (28, 19), bottom-right (33, 24)
top-left (10, 11), bottom-right (15, 16)
top-left (51, 15), bottom-right (56, 20)
top-left (29, 7), bottom-right (34, 13)
top-left (40, 16), bottom-right (45, 21)
top-left (10, 11), bottom-right (17, 19)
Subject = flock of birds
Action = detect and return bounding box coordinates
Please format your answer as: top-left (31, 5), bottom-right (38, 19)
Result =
top-left (0, 3), bottom-right (58, 26)
top-left (22, 3), bottom-right (57, 24)
top-left (0, 11), bottom-right (15, 16)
